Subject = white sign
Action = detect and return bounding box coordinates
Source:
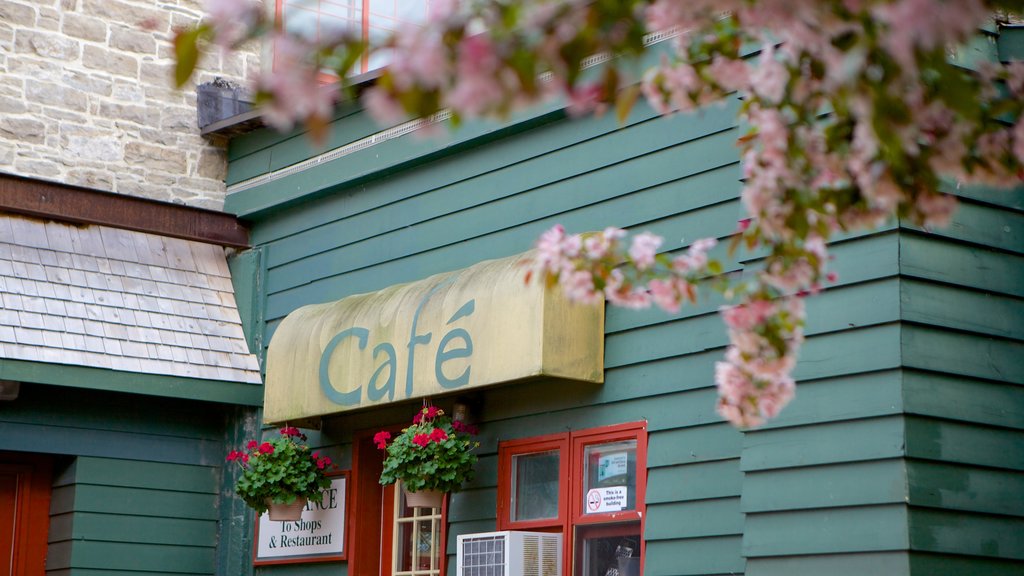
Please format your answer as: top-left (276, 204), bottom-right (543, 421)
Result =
top-left (597, 452), bottom-right (628, 482)
top-left (255, 475), bottom-right (347, 564)
top-left (585, 486), bottom-right (628, 513)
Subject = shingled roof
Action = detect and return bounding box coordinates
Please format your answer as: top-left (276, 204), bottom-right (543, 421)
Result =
top-left (0, 213), bottom-right (262, 384)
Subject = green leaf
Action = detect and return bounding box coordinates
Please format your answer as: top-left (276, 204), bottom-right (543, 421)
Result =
top-left (616, 85), bottom-right (641, 124)
top-left (173, 25), bottom-right (207, 88)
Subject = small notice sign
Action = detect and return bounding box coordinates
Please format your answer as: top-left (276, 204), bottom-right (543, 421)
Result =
top-left (597, 452), bottom-right (628, 482)
top-left (585, 486), bottom-right (628, 513)
top-left (254, 473), bottom-right (347, 565)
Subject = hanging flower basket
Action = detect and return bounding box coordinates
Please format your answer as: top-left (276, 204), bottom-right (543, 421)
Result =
top-left (403, 487), bottom-right (445, 509)
top-left (226, 427), bottom-right (335, 517)
top-left (266, 496), bottom-right (308, 521)
top-left (376, 406), bottom-right (479, 500)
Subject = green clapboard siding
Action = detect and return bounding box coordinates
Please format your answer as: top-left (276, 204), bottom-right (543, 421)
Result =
top-left (747, 552), bottom-right (911, 576)
top-left (16, 387), bottom-right (231, 576)
top-left (53, 456), bottom-right (222, 575)
top-left (226, 30), bottom-right (1023, 573)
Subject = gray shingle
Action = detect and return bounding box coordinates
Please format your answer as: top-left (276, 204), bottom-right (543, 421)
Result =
top-left (0, 215), bottom-right (261, 385)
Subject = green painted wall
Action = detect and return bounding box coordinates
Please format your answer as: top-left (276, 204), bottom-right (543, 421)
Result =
top-left (224, 29), bottom-right (1023, 575)
top-left (0, 383), bottom-right (238, 575)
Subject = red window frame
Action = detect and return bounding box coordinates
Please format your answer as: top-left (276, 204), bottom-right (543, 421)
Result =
top-left (497, 422), bottom-right (647, 576)
top-left (274, 0), bottom-right (430, 77)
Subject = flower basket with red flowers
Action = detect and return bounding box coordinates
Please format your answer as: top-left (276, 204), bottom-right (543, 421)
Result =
top-left (376, 406), bottom-right (479, 501)
top-left (226, 427), bottom-right (334, 519)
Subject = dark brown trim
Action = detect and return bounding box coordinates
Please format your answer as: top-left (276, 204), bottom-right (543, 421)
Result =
top-left (0, 172), bottom-right (249, 248)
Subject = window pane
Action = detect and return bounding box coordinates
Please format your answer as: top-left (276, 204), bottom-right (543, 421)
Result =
top-left (577, 528), bottom-right (641, 576)
top-left (582, 440), bottom-right (637, 514)
top-left (511, 450), bottom-right (560, 522)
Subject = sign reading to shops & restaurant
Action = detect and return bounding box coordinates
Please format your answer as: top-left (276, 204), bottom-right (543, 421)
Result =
top-left (254, 474), bottom-right (347, 565)
top-left (263, 252), bottom-right (604, 423)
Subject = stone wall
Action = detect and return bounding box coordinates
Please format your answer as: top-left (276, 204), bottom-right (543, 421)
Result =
top-left (0, 0), bottom-right (260, 210)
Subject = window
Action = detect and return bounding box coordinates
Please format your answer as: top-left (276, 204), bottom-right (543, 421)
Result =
top-left (276, 0), bottom-right (432, 75)
top-left (383, 482), bottom-right (444, 576)
top-left (498, 423), bottom-right (646, 576)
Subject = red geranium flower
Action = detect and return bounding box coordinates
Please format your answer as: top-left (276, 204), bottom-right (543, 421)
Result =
top-left (246, 440), bottom-right (258, 450)
top-left (226, 450), bottom-right (244, 462)
top-left (374, 431), bottom-right (392, 450)
top-left (258, 442), bottom-right (274, 455)
top-left (280, 426), bottom-right (301, 437)
top-left (412, 433), bottom-right (431, 447)
top-left (429, 428), bottom-right (448, 443)
top-left (425, 406), bottom-right (440, 419)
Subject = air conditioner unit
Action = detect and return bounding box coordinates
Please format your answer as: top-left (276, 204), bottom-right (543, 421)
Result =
top-left (457, 530), bottom-right (562, 576)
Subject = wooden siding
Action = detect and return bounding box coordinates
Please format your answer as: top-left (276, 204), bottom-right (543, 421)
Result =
top-left (225, 42), bottom-right (1022, 574)
top-left (898, 201), bottom-right (1024, 572)
top-left (0, 383), bottom-right (228, 575)
top-left (225, 85), bottom-right (935, 575)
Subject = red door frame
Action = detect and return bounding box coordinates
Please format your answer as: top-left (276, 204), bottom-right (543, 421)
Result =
top-left (0, 452), bottom-right (53, 576)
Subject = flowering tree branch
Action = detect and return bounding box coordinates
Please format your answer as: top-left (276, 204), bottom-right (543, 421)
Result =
top-left (176, 0), bottom-right (1024, 428)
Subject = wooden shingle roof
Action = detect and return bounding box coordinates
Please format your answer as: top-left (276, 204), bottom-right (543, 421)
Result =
top-left (0, 214), bottom-right (262, 384)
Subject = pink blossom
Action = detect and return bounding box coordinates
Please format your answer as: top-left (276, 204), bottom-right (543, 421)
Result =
top-left (561, 270), bottom-right (602, 305)
top-left (363, 87), bottom-right (406, 125)
top-left (584, 227), bottom-right (626, 259)
top-left (603, 269), bottom-right (651, 309)
top-left (648, 278), bottom-right (682, 313)
top-left (203, 0), bottom-right (260, 48)
top-left (427, 0), bottom-right (459, 23)
top-left (915, 192), bottom-right (957, 228)
top-left (1013, 118), bottom-right (1024, 165)
top-left (628, 232), bottom-right (662, 270)
top-left (708, 56), bottom-right (750, 93)
top-left (721, 300), bottom-right (775, 331)
top-left (751, 44), bottom-right (788, 104)
top-left (535, 224), bottom-right (582, 276)
top-left (259, 36), bottom-right (338, 131)
top-left (445, 35), bottom-right (505, 117)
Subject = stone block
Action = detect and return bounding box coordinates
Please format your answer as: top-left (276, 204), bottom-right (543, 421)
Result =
top-left (110, 27), bottom-right (156, 54)
top-left (139, 128), bottom-right (180, 147)
top-left (100, 101), bottom-right (158, 126)
top-left (63, 127), bottom-right (122, 162)
top-left (63, 13), bottom-right (108, 42)
top-left (0, 118), bottom-right (46, 144)
top-left (61, 70), bottom-right (113, 97)
top-left (0, 96), bottom-right (27, 115)
top-left (140, 61), bottom-right (174, 88)
top-left (0, 2), bottom-right (35, 27)
top-left (15, 30), bottom-right (81, 60)
top-left (81, 0), bottom-right (169, 32)
top-left (82, 44), bottom-right (138, 79)
top-left (124, 141), bottom-right (187, 173)
top-left (67, 169), bottom-right (115, 191)
top-left (197, 147), bottom-right (227, 180)
top-left (25, 80), bottom-right (89, 112)
top-left (111, 81), bottom-right (145, 103)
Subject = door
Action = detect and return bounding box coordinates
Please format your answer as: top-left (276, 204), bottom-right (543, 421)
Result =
top-left (0, 454), bottom-right (52, 575)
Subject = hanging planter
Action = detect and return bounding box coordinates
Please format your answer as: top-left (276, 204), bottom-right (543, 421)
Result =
top-left (376, 406), bottom-right (479, 503)
top-left (403, 487), bottom-right (445, 509)
top-left (266, 496), bottom-right (308, 521)
top-left (226, 427), bottom-right (335, 519)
